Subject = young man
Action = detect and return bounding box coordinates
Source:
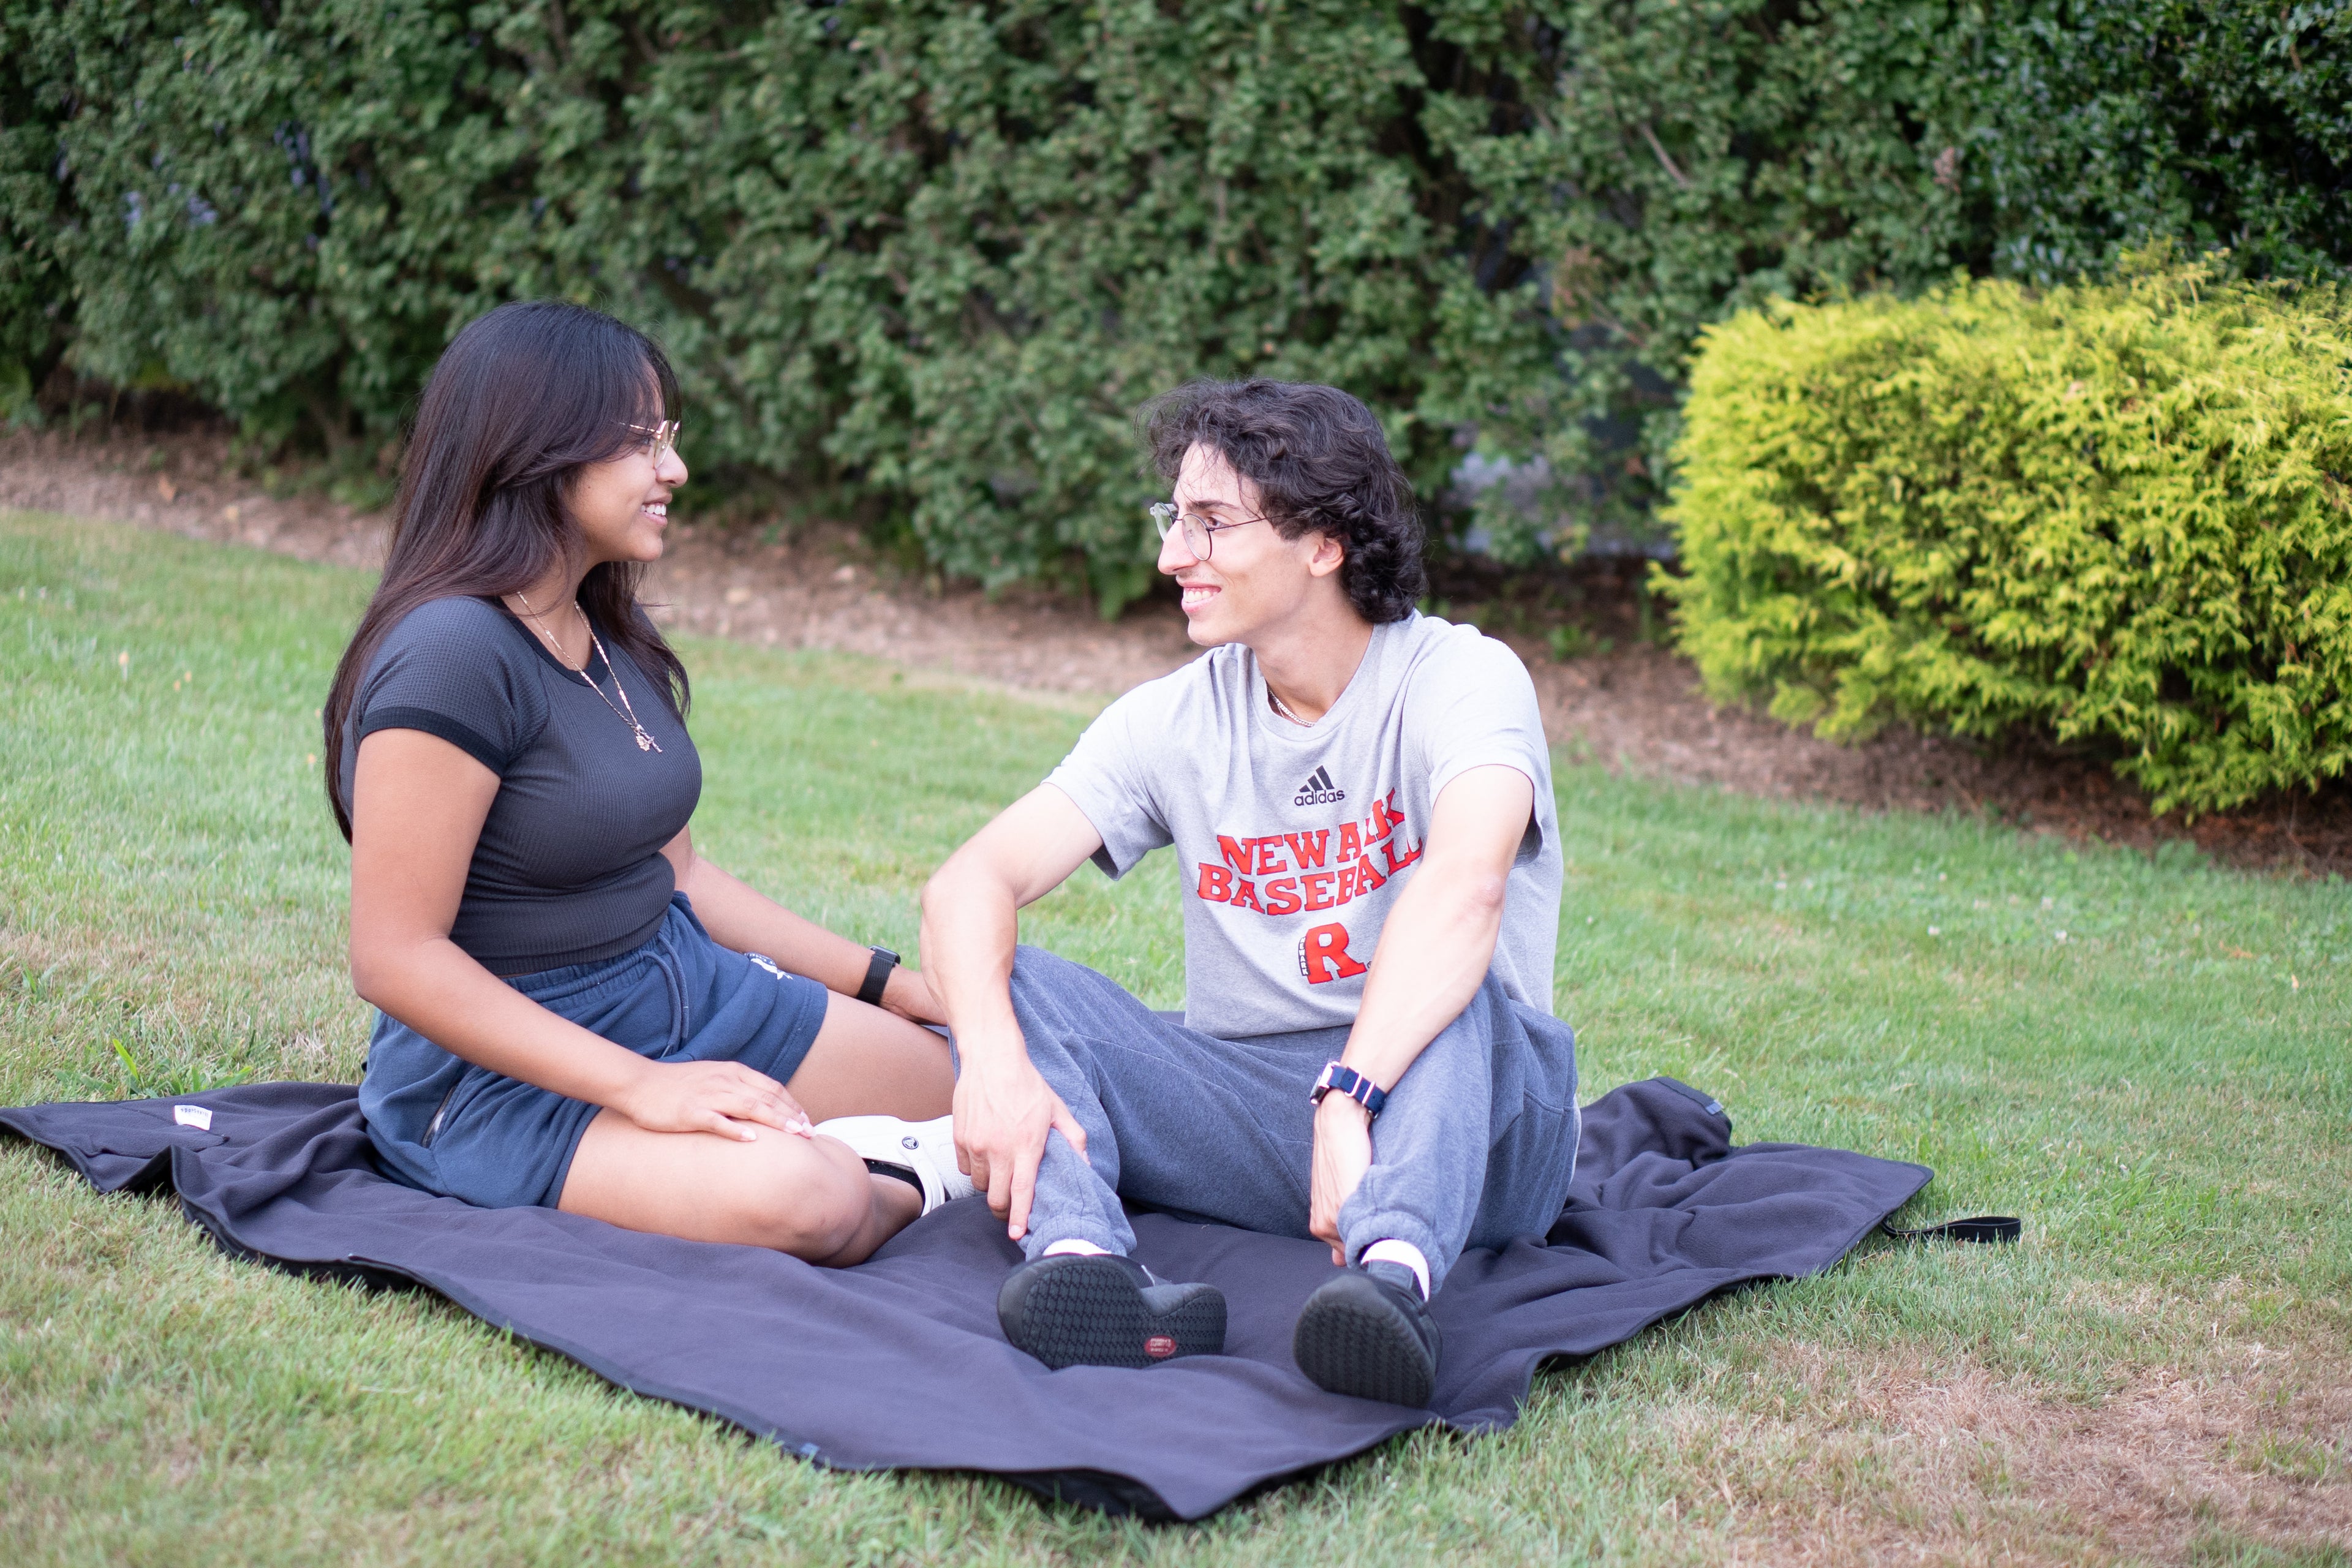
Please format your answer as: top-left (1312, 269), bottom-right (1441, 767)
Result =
top-left (919, 379), bottom-right (1577, 1407)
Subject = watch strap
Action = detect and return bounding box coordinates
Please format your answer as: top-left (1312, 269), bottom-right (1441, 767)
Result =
top-left (856, 946), bottom-right (900, 1008)
top-left (1310, 1061), bottom-right (1388, 1118)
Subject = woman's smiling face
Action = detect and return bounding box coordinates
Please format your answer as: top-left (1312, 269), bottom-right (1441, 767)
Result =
top-left (568, 422), bottom-right (687, 567)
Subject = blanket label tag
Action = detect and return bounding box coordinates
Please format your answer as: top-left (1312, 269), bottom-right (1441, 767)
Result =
top-left (173, 1104), bottom-right (213, 1131)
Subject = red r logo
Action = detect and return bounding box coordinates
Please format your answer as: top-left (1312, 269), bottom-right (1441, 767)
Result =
top-left (1298, 922), bottom-right (1368, 985)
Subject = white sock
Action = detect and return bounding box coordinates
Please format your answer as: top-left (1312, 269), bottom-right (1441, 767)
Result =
top-left (1361, 1238), bottom-right (1431, 1300)
top-left (1042, 1238), bottom-right (1112, 1257)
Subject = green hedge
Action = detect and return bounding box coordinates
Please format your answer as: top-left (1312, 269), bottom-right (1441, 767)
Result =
top-left (1, 0), bottom-right (1558, 611)
top-left (1450, 0), bottom-right (2352, 553)
top-left (1, 2), bottom-right (2344, 609)
top-left (1660, 254), bottom-right (2352, 813)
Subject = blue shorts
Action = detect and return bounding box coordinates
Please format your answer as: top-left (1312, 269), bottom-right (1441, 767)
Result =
top-left (358, 895), bottom-right (831, 1210)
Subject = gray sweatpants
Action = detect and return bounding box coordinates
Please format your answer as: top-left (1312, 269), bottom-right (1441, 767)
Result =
top-left (1000, 946), bottom-right (1581, 1295)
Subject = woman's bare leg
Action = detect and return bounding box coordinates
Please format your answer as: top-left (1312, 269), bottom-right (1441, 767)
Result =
top-left (558, 1109), bottom-right (922, 1265)
top-left (782, 992), bottom-right (955, 1123)
top-left (557, 993), bottom-right (949, 1261)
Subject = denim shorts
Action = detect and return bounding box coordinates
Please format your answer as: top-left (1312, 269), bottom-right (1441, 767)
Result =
top-left (358, 895), bottom-right (831, 1210)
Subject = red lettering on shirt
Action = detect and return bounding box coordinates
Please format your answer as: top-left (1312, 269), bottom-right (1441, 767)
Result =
top-left (1202, 795), bottom-right (1414, 925)
top-left (1299, 922), bottom-right (1368, 984)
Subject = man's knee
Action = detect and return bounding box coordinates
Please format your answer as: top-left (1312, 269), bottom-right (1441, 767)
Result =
top-left (1512, 1001), bottom-right (1577, 1104)
top-left (1006, 944), bottom-right (1148, 1019)
top-left (1414, 973), bottom-right (1521, 1063)
top-left (1008, 943), bottom-right (1088, 991)
top-left (1396, 976), bottom-right (1573, 1102)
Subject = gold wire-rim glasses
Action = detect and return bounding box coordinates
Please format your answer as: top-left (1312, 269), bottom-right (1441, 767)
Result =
top-left (1148, 499), bottom-right (1270, 562)
top-left (627, 420), bottom-right (681, 467)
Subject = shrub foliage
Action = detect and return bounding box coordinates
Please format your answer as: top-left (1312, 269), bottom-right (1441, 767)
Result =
top-left (0, 1), bottom-right (2343, 608)
top-left (1662, 255), bottom-right (2352, 813)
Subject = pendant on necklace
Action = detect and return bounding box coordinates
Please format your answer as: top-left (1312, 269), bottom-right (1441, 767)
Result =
top-left (635, 728), bottom-right (659, 753)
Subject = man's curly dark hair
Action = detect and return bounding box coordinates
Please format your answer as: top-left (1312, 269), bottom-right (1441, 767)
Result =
top-left (1140, 379), bottom-right (1427, 624)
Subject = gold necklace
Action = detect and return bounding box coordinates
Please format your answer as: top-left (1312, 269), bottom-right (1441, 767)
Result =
top-left (511, 588), bottom-right (664, 754)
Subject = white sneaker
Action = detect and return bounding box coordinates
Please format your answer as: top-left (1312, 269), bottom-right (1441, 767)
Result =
top-left (812, 1114), bottom-right (976, 1215)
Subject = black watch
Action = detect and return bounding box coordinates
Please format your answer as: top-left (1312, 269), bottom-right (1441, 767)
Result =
top-left (856, 946), bottom-right (900, 1008)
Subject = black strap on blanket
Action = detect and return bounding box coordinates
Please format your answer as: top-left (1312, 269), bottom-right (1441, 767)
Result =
top-left (1883, 1215), bottom-right (2021, 1245)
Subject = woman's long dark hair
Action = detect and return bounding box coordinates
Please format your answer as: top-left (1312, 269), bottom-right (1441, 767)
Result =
top-left (322, 301), bottom-right (690, 840)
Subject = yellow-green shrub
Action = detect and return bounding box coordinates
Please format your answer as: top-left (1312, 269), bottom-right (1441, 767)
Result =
top-left (1660, 255), bottom-right (2352, 814)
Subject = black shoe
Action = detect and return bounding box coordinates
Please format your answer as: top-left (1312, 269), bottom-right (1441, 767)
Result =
top-left (997, 1253), bottom-right (1227, 1370)
top-left (1292, 1262), bottom-right (1442, 1406)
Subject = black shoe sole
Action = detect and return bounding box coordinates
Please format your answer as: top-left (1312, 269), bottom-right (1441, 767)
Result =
top-left (1292, 1274), bottom-right (1439, 1406)
top-left (998, 1257), bottom-right (1226, 1370)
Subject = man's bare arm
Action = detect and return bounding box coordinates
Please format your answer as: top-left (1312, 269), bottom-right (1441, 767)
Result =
top-left (1342, 764), bottom-right (1535, 1087)
top-left (1308, 763), bottom-right (1537, 1257)
top-left (919, 783), bottom-right (1105, 1238)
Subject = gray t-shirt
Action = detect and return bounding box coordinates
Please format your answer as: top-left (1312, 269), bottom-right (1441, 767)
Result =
top-left (1046, 612), bottom-right (1561, 1038)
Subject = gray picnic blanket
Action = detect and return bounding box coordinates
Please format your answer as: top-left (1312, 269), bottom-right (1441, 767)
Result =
top-left (1, 1076), bottom-right (1930, 1519)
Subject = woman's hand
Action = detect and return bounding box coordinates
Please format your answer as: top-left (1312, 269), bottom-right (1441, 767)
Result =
top-left (880, 963), bottom-right (949, 1027)
top-left (951, 1036), bottom-right (1088, 1241)
top-left (615, 1058), bottom-right (815, 1143)
top-left (1309, 1092), bottom-right (1375, 1265)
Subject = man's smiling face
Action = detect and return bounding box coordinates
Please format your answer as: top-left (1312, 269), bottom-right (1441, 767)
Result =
top-left (1160, 442), bottom-right (1335, 649)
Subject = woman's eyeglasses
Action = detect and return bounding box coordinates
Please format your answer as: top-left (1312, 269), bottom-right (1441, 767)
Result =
top-left (627, 420), bottom-right (681, 467)
top-left (1149, 500), bottom-right (1269, 563)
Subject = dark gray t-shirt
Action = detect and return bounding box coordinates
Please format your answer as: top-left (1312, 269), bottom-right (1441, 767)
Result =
top-left (338, 595), bottom-right (701, 976)
top-left (1046, 612), bottom-right (1560, 1038)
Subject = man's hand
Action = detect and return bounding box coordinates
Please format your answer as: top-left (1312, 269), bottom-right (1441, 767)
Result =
top-left (616, 1058), bottom-right (815, 1142)
top-left (1308, 763), bottom-right (1536, 1258)
top-left (952, 1042), bottom-right (1088, 1240)
top-left (922, 784), bottom-right (1107, 1242)
top-left (1309, 1092), bottom-right (1376, 1265)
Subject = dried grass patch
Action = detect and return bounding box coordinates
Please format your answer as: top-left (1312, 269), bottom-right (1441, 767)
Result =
top-left (1710, 1340), bottom-right (2351, 1566)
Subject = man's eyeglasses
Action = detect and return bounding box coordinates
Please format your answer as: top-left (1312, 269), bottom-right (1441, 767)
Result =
top-left (627, 420), bottom-right (681, 467)
top-left (1150, 500), bottom-right (1270, 563)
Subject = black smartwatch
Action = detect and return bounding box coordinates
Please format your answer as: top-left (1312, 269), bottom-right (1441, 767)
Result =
top-left (856, 946), bottom-right (900, 1007)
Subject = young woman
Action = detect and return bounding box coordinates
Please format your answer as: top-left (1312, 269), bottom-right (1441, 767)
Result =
top-left (323, 301), bottom-right (963, 1265)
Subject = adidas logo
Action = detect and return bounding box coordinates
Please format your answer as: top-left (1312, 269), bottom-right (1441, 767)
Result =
top-left (1292, 766), bottom-right (1346, 807)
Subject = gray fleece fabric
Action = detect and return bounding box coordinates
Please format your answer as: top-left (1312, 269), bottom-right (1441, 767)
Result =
top-left (1, 1077), bottom-right (1930, 1520)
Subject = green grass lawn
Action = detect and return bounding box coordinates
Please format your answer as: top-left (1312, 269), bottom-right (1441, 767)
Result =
top-left (3, 510), bottom-right (2346, 1566)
